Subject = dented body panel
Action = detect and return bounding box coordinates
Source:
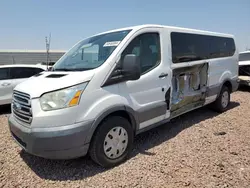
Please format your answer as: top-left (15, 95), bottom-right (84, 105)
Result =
top-left (171, 63), bottom-right (208, 117)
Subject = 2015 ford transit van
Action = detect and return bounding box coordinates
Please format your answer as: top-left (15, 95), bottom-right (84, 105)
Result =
top-left (8, 24), bottom-right (239, 167)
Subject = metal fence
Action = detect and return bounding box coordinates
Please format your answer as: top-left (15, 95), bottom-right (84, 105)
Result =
top-left (0, 50), bottom-right (65, 65)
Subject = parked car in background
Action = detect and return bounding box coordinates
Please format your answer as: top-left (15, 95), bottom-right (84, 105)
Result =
top-left (238, 51), bottom-right (250, 86)
top-left (0, 64), bottom-right (45, 105)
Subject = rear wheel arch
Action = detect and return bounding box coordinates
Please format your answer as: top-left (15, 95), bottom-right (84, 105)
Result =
top-left (215, 79), bottom-right (233, 99)
top-left (210, 83), bottom-right (231, 113)
top-left (223, 80), bottom-right (232, 93)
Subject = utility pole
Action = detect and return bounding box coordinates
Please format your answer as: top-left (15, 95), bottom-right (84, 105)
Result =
top-left (12, 55), bottom-right (16, 64)
top-left (45, 33), bottom-right (51, 70)
top-left (11, 52), bottom-right (16, 64)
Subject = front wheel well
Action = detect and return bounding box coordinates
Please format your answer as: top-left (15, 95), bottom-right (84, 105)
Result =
top-left (105, 110), bottom-right (134, 129)
top-left (90, 110), bottom-right (136, 143)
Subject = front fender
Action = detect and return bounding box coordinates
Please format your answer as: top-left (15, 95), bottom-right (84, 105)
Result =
top-left (75, 91), bottom-right (139, 144)
top-left (84, 104), bottom-right (139, 144)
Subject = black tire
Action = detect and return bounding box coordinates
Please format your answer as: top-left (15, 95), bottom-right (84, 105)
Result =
top-left (89, 116), bottom-right (134, 168)
top-left (210, 85), bottom-right (230, 113)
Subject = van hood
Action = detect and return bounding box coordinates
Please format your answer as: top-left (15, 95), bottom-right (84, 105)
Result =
top-left (14, 70), bottom-right (95, 98)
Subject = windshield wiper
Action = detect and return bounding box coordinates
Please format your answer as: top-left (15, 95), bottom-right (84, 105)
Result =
top-left (53, 68), bottom-right (74, 72)
top-left (74, 68), bottom-right (94, 71)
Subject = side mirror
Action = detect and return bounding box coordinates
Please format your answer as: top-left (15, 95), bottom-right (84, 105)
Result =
top-left (122, 54), bottom-right (141, 80)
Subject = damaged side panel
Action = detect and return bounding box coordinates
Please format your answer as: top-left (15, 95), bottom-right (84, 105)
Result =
top-left (171, 63), bottom-right (209, 118)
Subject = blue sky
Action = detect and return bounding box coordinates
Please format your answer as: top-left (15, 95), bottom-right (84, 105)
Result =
top-left (0, 0), bottom-right (249, 51)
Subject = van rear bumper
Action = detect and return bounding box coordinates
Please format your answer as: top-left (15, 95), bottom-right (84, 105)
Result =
top-left (8, 115), bottom-right (93, 160)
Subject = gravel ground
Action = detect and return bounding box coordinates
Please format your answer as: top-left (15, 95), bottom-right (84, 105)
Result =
top-left (0, 89), bottom-right (250, 188)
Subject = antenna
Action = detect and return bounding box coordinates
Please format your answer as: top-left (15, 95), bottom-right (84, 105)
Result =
top-left (45, 33), bottom-right (51, 70)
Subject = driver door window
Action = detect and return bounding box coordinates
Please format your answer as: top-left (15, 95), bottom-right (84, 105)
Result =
top-left (121, 33), bottom-right (161, 74)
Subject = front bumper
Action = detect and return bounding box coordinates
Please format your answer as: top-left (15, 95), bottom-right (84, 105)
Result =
top-left (8, 115), bottom-right (93, 159)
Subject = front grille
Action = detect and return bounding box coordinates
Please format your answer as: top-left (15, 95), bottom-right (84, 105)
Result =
top-left (12, 91), bottom-right (32, 124)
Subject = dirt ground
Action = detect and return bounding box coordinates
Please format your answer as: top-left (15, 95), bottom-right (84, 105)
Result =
top-left (0, 88), bottom-right (250, 188)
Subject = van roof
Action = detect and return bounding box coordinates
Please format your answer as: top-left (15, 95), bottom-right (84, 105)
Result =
top-left (96, 24), bottom-right (234, 38)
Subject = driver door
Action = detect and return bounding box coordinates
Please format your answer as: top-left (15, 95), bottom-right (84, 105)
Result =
top-left (118, 28), bottom-right (171, 130)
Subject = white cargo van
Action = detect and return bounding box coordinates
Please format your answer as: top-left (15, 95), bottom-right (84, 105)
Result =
top-left (8, 25), bottom-right (239, 167)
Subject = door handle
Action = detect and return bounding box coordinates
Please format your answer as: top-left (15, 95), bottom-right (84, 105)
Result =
top-left (159, 73), bottom-right (168, 78)
top-left (1, 83), bottom-right (11, 86)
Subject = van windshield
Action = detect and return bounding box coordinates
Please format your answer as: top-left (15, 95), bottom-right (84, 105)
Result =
top-left (53, 30), bottom-right (131, 71)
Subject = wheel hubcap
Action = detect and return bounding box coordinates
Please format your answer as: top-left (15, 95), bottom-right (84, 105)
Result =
top-left (103, 127), bottom-right (128, 159)
top-left (221, 91), bottom-right (229, 108)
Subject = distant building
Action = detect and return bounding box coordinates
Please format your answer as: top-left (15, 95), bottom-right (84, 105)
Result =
top-left (0, 50), bottom-right (66, 65)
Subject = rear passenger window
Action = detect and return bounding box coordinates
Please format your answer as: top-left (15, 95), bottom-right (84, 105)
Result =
top-left (10, 67), bottom-right (44, 79)
top-left (171, 33), bottom-right (209, 63)
top-left (122, 33), bottom-right (161, 74)
top-left (171, 32), bottom-right (236, 63)
top-left (0, 68), bottom-right (10, 80)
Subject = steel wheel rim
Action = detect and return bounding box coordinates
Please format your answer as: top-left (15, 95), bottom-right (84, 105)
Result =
top-left (221, 91), bottom-right (229, 108)
top-left (103, 126), bottom-right (128, 159)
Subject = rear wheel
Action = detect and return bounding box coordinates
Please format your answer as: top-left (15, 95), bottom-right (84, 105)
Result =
top-left (89, 116), bottom-right (134, 168)
top-left (210, 85), bottom-right (230, 112)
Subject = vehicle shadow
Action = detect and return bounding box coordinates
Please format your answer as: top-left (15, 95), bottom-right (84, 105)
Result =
top-left (0, 104), bottom-right (11, 115)
top-left (237, 85), bottom-right (250, 92)
top-left (20, 101), bottom-right (240, 181)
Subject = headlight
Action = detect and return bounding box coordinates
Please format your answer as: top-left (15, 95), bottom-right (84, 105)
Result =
top-left (40, 82), bottom-right (88, 111)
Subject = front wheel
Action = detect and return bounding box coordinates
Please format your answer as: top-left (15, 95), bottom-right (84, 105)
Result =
top-left (210, 85), bottom-right (230, 113)
top-left (89, 116), bottom-right (134, 168)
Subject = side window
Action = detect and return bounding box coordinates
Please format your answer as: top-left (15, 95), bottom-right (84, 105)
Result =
top-left (122, 33), bottom-right (161, 74)
top-left (171, 32), bottom-right (210, 63)
top-left (224, 38), bottom-right (236, 56)
top-left (210, 37), bottom-right (226, 58)
top-left (0, 68), bottom-right (10, 80)
top-left (10, 67), bottom-right (42, 79)
top-left (209, 37), bottom-right (236, 58)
